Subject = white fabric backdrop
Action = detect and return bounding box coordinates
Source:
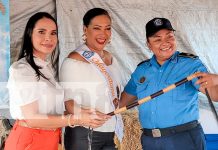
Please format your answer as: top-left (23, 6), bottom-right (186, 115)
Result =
top-left (8, 0), bottom-right (218, 132)
top-left (56, 0), bottom-right (218, 77)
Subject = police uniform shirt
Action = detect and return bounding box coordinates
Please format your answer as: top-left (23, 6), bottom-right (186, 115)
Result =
top-left (124, 51), bottom-right (207, 129)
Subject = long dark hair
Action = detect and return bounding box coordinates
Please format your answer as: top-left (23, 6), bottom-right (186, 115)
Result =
top-left (83, 8), bottom-right (111, 27)
top-left (18, 12), bottom-right (59, 81)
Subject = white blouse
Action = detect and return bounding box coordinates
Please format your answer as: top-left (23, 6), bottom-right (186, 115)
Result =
top-left (60, 57), bottom-right (122, 132)
top-left (7, 57), bottom-right (65, 119)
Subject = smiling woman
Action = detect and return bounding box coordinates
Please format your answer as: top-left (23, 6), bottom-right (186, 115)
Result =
top-left (31, 18), bottom-right (58, 60)
top-left (4, 12), bottom-right (64, 150)
top-left (60, 8), bottom-right (124, 150)
top-left (120, 17), bottom-right (209, 150)
top-left (145, 18), bottom-right (176, 65)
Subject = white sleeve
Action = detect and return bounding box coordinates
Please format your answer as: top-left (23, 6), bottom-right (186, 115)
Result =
top-left (59, 58), bottom-right (92, 102)
top-left (7, 62), bottom-right (40, 106)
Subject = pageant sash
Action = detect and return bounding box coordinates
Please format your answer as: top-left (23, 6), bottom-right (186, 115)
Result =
top-left (76, 44), bottom-right (123, 141)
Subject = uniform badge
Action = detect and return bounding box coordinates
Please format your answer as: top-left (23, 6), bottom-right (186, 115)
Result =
top-left (154, 19), bottom-right (163, 26)
top-left (178, 52), bottom-right (198, 59)
top-left (139, 76), bottom-right (146, 83)
top-left (82, 51), bottom-right (94, 59)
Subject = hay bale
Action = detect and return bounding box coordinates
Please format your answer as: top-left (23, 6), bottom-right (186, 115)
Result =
top-left (115, 110), bottom-right (142, 150)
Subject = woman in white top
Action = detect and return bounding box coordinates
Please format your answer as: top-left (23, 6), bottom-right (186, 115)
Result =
top-left (60, 8), bottom-right (123, 150)
top-left (4, 12), bottom-right (109, 150)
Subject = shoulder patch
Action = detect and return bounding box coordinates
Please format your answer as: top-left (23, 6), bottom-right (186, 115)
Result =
top-left (178, 52), bottom-right (198, 59)
top-left (137, 59), bottom-right (150, 66)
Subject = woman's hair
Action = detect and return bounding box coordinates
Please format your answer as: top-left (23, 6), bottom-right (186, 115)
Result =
top-left (83, 8), bottom-right (111, 27)
top-left (18, 12), bottom-right (59, 81)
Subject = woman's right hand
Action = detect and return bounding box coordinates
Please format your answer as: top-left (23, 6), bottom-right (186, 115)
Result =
top-left (71, 107), bottom-right (111, 128)
top-left (195, 72), bottom-right (218, 89)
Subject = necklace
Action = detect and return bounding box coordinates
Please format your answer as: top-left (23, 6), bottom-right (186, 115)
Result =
top-left (87, 44), bottom-right (105, 59)
top-left (88, 46), bottom-right (105, 59)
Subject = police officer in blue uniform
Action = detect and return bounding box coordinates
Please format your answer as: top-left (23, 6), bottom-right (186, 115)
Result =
top-left (120, 18), bottom-right (210, 150)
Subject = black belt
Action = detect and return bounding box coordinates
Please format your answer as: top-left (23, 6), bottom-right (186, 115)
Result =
top-left (142, 120), bottom-right (199, 138)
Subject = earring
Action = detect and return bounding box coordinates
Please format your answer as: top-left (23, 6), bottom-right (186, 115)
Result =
top-left (107, 38), bottom-right (111, 44)
top-left (82, 34), bottom-right (87, 42)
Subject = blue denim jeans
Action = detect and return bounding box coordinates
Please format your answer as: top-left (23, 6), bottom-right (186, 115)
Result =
top-left (64, 126), bottom-right (117, 150)
top-left (141, 124), bottom-right (207, 150)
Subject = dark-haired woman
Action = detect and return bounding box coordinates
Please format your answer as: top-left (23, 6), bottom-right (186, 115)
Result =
top-left (4, 12), bottom-right (109, 150)
top-left (60, 8), bottom-right (123, 150)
